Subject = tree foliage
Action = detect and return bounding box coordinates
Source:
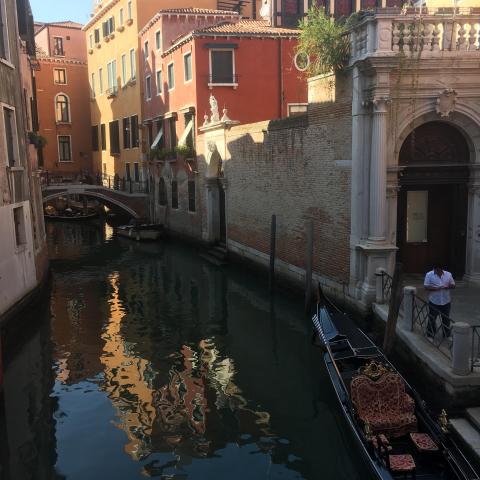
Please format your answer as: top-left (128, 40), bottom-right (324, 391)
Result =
top-left (297, 6), bottom-right (350, 76)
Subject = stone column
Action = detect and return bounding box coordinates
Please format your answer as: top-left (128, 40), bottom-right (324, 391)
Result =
top-left (205, 177), bottom-right (219, 243)
top-left (465, 182), bottom-right (480, 283)
top-left (368, 97), bottom-right (391, 243)
top-left (401, 286), bottom-right (416, 331)
top-left (452, 322), bottom-right (472, 376)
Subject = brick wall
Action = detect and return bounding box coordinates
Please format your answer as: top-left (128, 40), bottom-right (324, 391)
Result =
top-left (219, 72), bottom-right (353, 285)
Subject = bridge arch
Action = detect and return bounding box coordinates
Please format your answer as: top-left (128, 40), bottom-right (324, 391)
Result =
top-left (42, 190), bottom-right (141, 219)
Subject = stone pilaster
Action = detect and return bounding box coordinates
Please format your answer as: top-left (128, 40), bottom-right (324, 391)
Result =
top-left (368, 96), bottom-right (391, 243)
top-left (465, 178), bottom-right (480, 283)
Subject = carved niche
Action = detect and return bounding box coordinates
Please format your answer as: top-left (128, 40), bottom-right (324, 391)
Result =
top-left (436, 89), bottom-right (457, 118)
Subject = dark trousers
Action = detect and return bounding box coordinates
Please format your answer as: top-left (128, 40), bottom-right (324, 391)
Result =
top-left (427, 302), bottom-right (451, 338)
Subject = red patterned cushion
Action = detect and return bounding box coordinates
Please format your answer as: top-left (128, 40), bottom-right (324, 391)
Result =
top-left (389, 454), bottom-right (416, 472)
top-left (351, 372), bottom-right (417, 438)
top-left (410, 433), bottom-right (438, 451)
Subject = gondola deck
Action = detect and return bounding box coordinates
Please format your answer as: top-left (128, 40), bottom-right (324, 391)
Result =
top-left (313, 289), bottom-right (480, 480)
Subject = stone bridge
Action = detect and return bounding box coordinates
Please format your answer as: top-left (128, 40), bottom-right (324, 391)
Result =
top-left (42, 183), bottom-right (149, 219)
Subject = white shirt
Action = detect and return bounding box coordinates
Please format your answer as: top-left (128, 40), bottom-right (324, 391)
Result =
top-left (424, 270), bottom-right (455, 306)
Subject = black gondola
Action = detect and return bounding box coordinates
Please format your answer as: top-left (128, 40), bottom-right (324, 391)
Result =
top-left (312, 285), bottom-right (479, 480)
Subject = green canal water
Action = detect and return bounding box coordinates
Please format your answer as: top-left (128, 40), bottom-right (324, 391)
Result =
top-left (0, 221), bottom-right (373, 480)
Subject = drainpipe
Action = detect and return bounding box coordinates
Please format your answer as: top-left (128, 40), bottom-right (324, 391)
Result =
top-left (278, 37), bottom-right (283, 118)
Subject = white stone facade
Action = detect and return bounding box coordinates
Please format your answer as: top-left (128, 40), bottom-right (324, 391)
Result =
top-left (348, 9), bottom-right (480, 306)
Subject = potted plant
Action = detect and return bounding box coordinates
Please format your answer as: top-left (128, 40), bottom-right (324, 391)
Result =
top-left (174, 144), bottom-right (194, 159)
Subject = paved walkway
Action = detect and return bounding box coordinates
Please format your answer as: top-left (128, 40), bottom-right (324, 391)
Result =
top-left (403, 275), bottom-right (480, 327)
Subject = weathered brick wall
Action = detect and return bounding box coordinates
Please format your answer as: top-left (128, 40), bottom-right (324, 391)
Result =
top-left (222, 72), bottom-right (353, 284)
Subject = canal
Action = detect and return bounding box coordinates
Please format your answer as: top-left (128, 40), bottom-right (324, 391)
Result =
top-left (0, 221), bottom-right (372, 480)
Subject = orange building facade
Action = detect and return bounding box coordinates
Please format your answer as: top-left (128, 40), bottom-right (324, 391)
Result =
top-left (35, 22), bottom-right (92, 179)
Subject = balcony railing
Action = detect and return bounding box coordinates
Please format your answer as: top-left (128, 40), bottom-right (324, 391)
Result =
top-left (350, 8), bottom-right (480, 63)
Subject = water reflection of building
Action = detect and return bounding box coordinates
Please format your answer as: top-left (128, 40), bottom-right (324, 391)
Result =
top-left (0, 303), bottom-right (59, 480)
top-left (98, 252), bottom-right (271, 467)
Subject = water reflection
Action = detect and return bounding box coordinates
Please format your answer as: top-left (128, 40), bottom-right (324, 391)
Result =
top-left (0, 221), bottom-right (373, 480)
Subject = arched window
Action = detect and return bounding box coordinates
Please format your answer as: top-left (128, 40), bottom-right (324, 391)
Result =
top-left (158, 177), bottom-right (167, 206)
top-left (55, 94), bottom-right (70, 123)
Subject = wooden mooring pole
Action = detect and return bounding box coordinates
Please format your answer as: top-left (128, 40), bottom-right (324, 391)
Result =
top-left (383, 262), bottom-right (404, 355)
top-left (305, 220), bottom-right (313, 312)
top-left (269, 214), bottom-right (276, 292)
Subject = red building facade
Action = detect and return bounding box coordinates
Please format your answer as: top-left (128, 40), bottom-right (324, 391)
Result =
top-left (35, 22), bottom-right (92, 179)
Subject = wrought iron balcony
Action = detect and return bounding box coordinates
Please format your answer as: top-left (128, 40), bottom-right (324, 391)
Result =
top-left (349, 7), bottom-right (480, 64)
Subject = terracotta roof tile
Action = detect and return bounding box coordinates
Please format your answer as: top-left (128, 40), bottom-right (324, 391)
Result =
top-left (194, 19), bottom-right (299, 36)
top-left (157, 8), bottom-right (239, 15)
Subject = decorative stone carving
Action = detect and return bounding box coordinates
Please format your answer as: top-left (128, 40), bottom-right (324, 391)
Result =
top-left (373, 96), bottom-right (392, 113)
top-left (207, 141), bottom-right (217, 153)
top-left (221, 108), bottom-right (230, 122)
top-left (210, 94), bottom-right (220, 123)
top-left (203, 114), bottom-right (209, 127)
top-left (436, 89), bottom-right (457, 118)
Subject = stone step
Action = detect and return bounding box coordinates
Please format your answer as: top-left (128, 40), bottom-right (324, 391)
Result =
top-left (199, 253), bottom-right (226, 267)
top-left (208, 249), bottom-right (227, 261)
top-left (450, 417), bottom-right (480, 464)
top-left (466, 407), bottom-right (480, 432)
top-left (213, 245), bottom-right (228, 255)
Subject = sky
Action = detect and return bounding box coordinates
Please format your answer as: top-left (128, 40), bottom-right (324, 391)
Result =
top-left (30, 0), bottom-right (92, 25)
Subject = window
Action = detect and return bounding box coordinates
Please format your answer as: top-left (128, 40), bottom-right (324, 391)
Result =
top-left (145, 75), bottom-right (152, 100)
top-left (133, 162), bottom-right (139, 182)
top-left (3, 107), bottom-right (18, 166)
top-left (130, 115), bottom-right (139, 148)
top-left (92, 125), bottom-right (99, 151)
top-left (103, 16), bottom-right (115, 37)
top-left (53, 37), bottom-right (64, 56)
top-left (58, 135), bottom-right (72, 161)
top-left (156, 69), bottom-right (162, 95)
top-left (125, 163), bottom-right (131, 180)
top-left (100, 123), bottom-right (106, 151)
top-left (121, 53), bottom-right (127, 86)
top-left (210, 50), bottom-right (234, 84)
top-left (109, 120), bottom-right (120, 155)
top-left (119, 8), bottom-right (124, 26)
top-left (288, 103), bottom-right (308, 117)
top-left (167, 117), bottom-right (176, 149)
top-left (151, 121), bottom-right (164, 150)
top-left (184, 52), bottom-right (192, 82)
top-left (13, 207), bottom-right (26, 247)
top-left (407, 191), bottom-right (428, 243)
top-left (158, 178), bottom-right (167, 205)
top-left (128, 1), bottom-right (132, 20)
top-left (54, 68), bottom-right (67, 84)
top-left (155, 30), bottom-right (161, 50)
top-left (167, 62), bottom-right (174, 90)
top-left (0, 0), bottom-right (11, 61)
top-left (98, 67), bottom-right (103, 94)
top-left (91, 72), bottom-right (96, 98)
top-left (55, 94), bottom-right (70, 122)
top-left (123, 117), bottom-right (130, 149)
top-left (294, 52), bottom-right (309, 71)
top-left (188, 180), bottom-right (196, 212)
top-left (129, 48), bottom-right (136, 80)
top-left (171, 180), bottom-right (178, 209)
top-left (94, 28), bottom-right (100, 44)
top-left (107, 59), bottom-right (117, 93)
top-left (89, 34), bottom-right (93, 49)
top-left (144, 40), bottom-right (149, 61)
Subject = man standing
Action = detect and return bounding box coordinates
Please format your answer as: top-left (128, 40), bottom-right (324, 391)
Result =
top-left (424, 264), bottom-right (455, 338)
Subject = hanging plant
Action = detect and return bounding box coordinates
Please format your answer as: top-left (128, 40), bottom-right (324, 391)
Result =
top-left (28, 131), bottom-right (48, 148)
top-left (174, 144), bottom-right (194, 158)
top-left (297, 6), bottom-right (350, 76)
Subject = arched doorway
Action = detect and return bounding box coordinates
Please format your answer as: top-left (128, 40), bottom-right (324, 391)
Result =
top-left (396, 121), bottom-right (470, 277)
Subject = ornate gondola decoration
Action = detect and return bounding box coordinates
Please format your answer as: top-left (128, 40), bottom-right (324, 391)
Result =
top-left (312, 284), bottom-right (480, 480)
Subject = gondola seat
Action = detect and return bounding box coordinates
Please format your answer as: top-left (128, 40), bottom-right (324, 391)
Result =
top-left (410, 433), bottom-right (438, 452)
top-left (351, 371), bottom-right (417, 438)
top-left (388, 454), bottom-right (416, 476)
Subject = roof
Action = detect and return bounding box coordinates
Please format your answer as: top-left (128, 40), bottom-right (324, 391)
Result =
top-left (83, 0), bottom-right (120, 31)
top-left (196, 19), bottom-right (299, 36)
top-left (34, 20), bottom-right (84, 35)
top-left (162, 20), bottom-right (299, 56)
top-left (139, 8), bottom-right (239, 36)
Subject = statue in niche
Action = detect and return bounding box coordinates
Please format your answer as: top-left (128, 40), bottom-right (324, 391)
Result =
top-left (210, 94), bottom-right (220, 123)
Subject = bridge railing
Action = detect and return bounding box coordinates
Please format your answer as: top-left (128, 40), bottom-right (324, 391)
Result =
top-left (96, 173), bottom-right (149, 194)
